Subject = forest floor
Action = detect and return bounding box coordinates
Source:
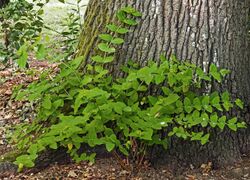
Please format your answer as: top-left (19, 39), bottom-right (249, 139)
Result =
top-left (1, 61), bottom-right (250, 180)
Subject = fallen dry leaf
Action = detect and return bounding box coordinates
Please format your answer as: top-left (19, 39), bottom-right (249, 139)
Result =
top-left (68, 170), bottom-right (78, 178)
top-left (201, 162), bottom-right (212, 174)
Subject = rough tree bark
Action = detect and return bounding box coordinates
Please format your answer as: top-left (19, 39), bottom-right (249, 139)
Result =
top-left (77, 0), bottom-right (250, 167)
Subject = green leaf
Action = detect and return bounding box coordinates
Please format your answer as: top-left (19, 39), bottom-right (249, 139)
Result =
top-left (193, 97), bottom-right (201, 111)
top-left (192, 110), bottom-right (200, 119)
top-left (201, 112), bottom-right (209, 127)
top-left (221, 92), bottom-right (232, 111)
top-left (228, 117), bottom-right (237, 131)
top-left (15, 155), bottom-right (35, 168)
top-left (128, 92), bottom-right (138, 104)
top-left (36, 44), bottom-right (46, 60)
top-left (174, 127), bottom-right (188, 139)
top-left (237, 122), bottom-right (247, 128)
top-left (148, 96), bottom-right (158, 106)
top-left (168, 131), bottom-right (175, 137)
top-left (202, 96), bottom-right (210, 106)
top-left (137, 67), bottom-right (153, 85)
top-left (17, 52), bottom-right (28, 69)
top-left (111, 38), bottom-right (124, 45)
top-left (167, 73), bottom-right (176, 87)
top-left (116, 27), bottom-right (130, 34)
top-left (70, 56), bottom-right (84, 69)
top-left (155, 74), bottom-right (165, 85)
top-left (184, 97), bottom-right (193, 113)
top-left (106, 24), bottom-right (129, 34)
top-left (91, 55), bottom-right (102, 62)
top-left (119, 145), bottom-right (129, 156)
top-left (105, 142), bottom-right (115, 152)
top-left (191, 132), bottom-right (203, 141)
top-left (116, 11), bottom-right (126, 21)
top-left (205, 105), bottom-right (213, 113)
top-left (223, 101), bottom-right (233, 111)
top-left (17, 45), bottom-right (28, 69)
top-left (42, 96), bottom-right (52, 110)
top-left (211, 95), bottom-right (222, 111)
top-left (235, 99), bottom-right (244, 109)
top-left (209, 64), bottom-right (221, 82)
top-left (161, 87), bottom-right (171, 96)
top-left (106, 24), bottom-right (119, 32)
top-left (121, 6), bottom-right (137, 14)
top-left (27, 144), bottom-right (38, 155)
top-left (58, 0), bottom-right (65, 3)
top-left (202, 96), bottom-right (212, 112)
top-left (213, 104), bottom-right (223, 111)
top-left (37, 9), bottom-right (44, 15)
top-left (81, 76), bottom-right (93, 86)
top-left (228, 117), bottom-right (237, 124)
top-left (221, 91), bottom-right (230, 102)
top-left (74, 93), bottom-right (85, 114)
top-left (141, 129), bottom-right (153, 140)
top-left (132, 11), bottom-right (142, 17)
top-left (18, 163), bottom-right (24, 172)
top-left (196, 67), bottom-right (211, 81)
top-left (220, 69), bottom-right (230, 77)
top-left (97, 43), bottom-right (116, 53)
top-left (175, 100), bottom-right (183, 113)
top-left (211, 96), bottom-right (220, 106)
top-left (164, 94), bottom-right (180, 106)
top-left (228, 123), bottom-right (237, 131)
top-left (210, 113), bottom-right (218, 128)
top-left (99, 34), bottom-right (113, 42)
top-left (218, 116), bottom-right (226, 130)
top-left (91, 55), bottom-right (114, 63)
top-left (201, 134), bottom-right (210, 145)
top-left (123, 19), bottom-right (138, 26)
top-left (49, 142), bottom-right (58, 149)
top-left (123, 107), bottom-right (132, 112)
top-left (126, 72), bottom-right (137, 82)
top-left (113, 102), bottom-right (126, 114)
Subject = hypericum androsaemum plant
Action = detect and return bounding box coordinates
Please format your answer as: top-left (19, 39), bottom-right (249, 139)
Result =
top-left (10, 6), bottom-right (246, 172)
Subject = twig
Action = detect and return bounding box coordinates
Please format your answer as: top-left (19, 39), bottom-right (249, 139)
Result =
top-left (112, 151), bottom-right (132, 172)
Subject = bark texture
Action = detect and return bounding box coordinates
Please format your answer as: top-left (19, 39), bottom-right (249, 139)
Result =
top-left (78, 0), bottom-right (250, 167)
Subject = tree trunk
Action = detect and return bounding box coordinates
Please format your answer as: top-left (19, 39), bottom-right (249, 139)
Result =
top-left (0, 0), bottom-right (9, 8)
top-left (77, 0), bottom-right (250, 167)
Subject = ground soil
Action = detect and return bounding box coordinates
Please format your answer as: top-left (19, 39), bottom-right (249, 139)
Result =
top-left (0, 61), bottom-right (250, 180)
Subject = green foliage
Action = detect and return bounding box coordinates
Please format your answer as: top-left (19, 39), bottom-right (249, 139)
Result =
top-left (54, 0), bottom-right (84, 61)
top-left (11, 6), bottom-right (246, 172)
top-left (0, 0), bottom-right (84, 68)
top-left (0, 0), bottom-right (44, 64)
top-left (28, 0), bottom-right (84, 64)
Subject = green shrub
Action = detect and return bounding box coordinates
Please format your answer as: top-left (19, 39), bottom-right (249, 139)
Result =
top-left (11, 6), bottom-right (246, 172)
top-left (0, 0), bottom-right (44, 64)
top-left (0, 0), bottom-right (85, 68)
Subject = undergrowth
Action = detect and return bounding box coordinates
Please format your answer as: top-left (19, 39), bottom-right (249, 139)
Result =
top-left (0, 0), bottom-right (44, 64)
top-left (9, 6), bottom-right (246, 172)
top-left (0, 0), bottom-right (84, 68)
